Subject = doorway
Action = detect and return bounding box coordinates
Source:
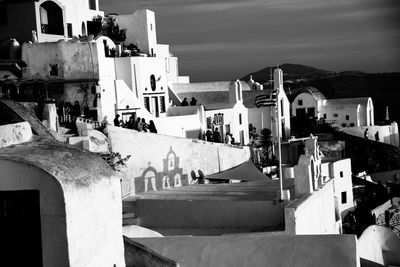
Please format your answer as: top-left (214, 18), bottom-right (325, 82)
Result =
top-left (150, 96), bottom-right (159, 117)
top-left (0, 190), bottom-right (43, 266)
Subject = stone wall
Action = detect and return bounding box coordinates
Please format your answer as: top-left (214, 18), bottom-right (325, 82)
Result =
top-left (333, 131), bottom-right (400, 173)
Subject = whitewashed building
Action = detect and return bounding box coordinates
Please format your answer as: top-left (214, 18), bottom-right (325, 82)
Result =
top-left (291, 87), bottom-right (374, 127)
top-left (0, 0), bottom-right (104, 43)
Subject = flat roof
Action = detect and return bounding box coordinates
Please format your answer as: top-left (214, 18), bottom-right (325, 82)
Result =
top-left (129, 179), bottom-right (295, 201)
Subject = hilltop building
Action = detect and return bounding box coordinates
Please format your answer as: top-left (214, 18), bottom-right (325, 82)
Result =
top-left (0, 0), bottom-right (103, 43)
top-left (291, 87), bottom-right (374, 127)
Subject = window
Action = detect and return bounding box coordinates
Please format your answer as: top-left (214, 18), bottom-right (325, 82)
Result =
top-left (298, 99), bottom-right (303, 106)
top-left (0, 7), bottom-right (7, 25)
top-left (333, 113), bottom-right (338, 118)
top-left (281, 99), bottom-right (284, 116)
top-left (67, 23), bottom-right (72, 38)
top-left (144, 97), bottom-right (150, 112)
top-left (150, 75), bottom-right (156, 91)
top-left (323, 114), bottom-right (327, 119)
top-left (341, 191), bottom-right (347, 204)
top-left (239, 114), bottom-right (242, 125)
top-left (160, 96), bottom-right (166, 113)
top-left (89, 0), bottom-right (97, 10)
top-left (150, 23), bottom-right (153, 30)
top-left (346, 115), bottom-right (349, 120)
top-left (49, 64), bottom-right (58, 76)
top-left (340, 171), bottom-right (343, 178)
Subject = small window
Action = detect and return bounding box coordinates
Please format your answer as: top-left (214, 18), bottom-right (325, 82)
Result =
top-left (298, 99), bottom-right (303, 106)
top-left (323, 114), bottom-right (327, 119)
top-left (150, 75), bottom-right (156, 91)
top-left (340, 171), bottom-right (344, 178)
top-left (0, 7), bottom-right (7, 25)
top-left (341, 191), bottom-right (347, 204)
top-left (333, 113), bottom-right (338, 118)
top-left (89, 0), bottom-right (96, 10)
top-left (150, 23), bottom-right (153, 31)
top-left (49, 64), bottom-right (58, 76)
top-left (281, 99), bottom-right (284, 116)
top-left (239, 114), bottom-right (242, 125)
top-left (67, 23), bottom-right (73, 38)
top-left (345, 115), bottom-right (349, 120)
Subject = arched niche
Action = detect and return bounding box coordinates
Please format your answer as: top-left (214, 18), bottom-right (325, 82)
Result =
top-left (39, 0), bottom-right (64, 35)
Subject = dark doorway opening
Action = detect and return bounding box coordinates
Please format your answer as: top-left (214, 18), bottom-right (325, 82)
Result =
top-left (0, 190), bottom-right (43, 267)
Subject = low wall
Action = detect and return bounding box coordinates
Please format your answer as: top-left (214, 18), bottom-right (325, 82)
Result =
top-left (285, 180), bottom-right (339, 235)
top-left (134, 199), bottom-right (280, 228)
top-left (106, 126), bottom-right (251, 196)
top-left (0, 122), bottom-right (32, 148)
top-left (133, 235), bottom-right (359, 267)
top-left (333, 131), bottom-right (400, 173)
top-left (369, 169), bottom-right (400, 184)
top-left (340, 123), bottom-right (399, 147)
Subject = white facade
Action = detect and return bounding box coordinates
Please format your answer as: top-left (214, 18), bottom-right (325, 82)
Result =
top-left (0, 0), bottom-right (103, 43)
top-left (291, 92), bottom-right (323, 118)
top-left (116, 10), bottom-right (158, 56)
top-left (291, 88), bottom-right (374, 127)
top-left (245, 69), bottom-right (291, 141)
top-left (319, 98), bottom-right (374, 127)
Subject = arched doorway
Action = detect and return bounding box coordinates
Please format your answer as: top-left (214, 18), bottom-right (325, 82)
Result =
top-left (39, 1), bottom-right (64, 35)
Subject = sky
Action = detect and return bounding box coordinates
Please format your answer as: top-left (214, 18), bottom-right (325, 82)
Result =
top-left (100, 0), bottom-right (400, 82)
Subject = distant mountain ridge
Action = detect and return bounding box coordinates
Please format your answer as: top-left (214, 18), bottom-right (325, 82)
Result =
top-left (241, 63), bottom-right (333, 82)
top-left (242, 63), bottom-right (400, 124)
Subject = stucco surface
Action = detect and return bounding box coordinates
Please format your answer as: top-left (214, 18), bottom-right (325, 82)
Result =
top-left (0, 138), bottom-right (125, 266)
top-left (133, 234), bottom-right (359, 267)
top-left (0, 138), bottom-right (115, 186)
top-left (0, 121), bottom-right (32, 148)
top-left (22, 40), bottom-right (99, 80)
top-left (341, 123), bottom-right (399, 147)
top-left (358, 225), bottom-right (400, 266)
top-left (106, 126), bottom-right (250, 196)
top-left (0, 99), bottom-right (55, 140)
top-left (285, 180), bottom-right (339, 234)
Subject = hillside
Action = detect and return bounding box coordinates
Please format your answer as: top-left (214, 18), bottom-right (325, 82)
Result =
top-left (242, 64), bottom-right (400, 123)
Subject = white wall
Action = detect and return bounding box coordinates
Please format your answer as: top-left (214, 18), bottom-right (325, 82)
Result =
top-left (340, 123), bottom-right (399, 147)
top-left (22, 40), bottom-right (99, 80)
top-left (0, 122), bottom-right (32, 148)
top-left (330, 159), bottom-right (354, 216)
top-left (291, 93), bottom-right (318, 117)
top-left (106, 126), bottom-right (251, 196)
top-left (60, 0), bottom-right (103, 37)
top-left (285, 180), bottom-right (340, 235)
top-left (0, 159), bottom-right (69, 267)
top-left (320, 103), bottom-right (360, 126)
top-left (116, 9), bottom-right (157, 56)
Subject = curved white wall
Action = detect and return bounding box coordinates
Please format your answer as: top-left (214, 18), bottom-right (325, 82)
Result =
top-left (0, 159), bottom-right (69, 267)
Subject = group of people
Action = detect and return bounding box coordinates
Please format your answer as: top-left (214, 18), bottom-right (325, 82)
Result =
top-left (181, 97), bottom-right (197, 106)
top-left (205, 129), bottom-right (235, 144)
top-left (113, 114), bottom-right (157, 133)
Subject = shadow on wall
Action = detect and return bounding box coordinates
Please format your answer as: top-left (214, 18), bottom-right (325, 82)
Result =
top-left (124, 236), bottom-right (179, 267)
top-left (135, 146), bottom-right (189, 193)
top-left (333, 131), bottom-right (400, 173)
